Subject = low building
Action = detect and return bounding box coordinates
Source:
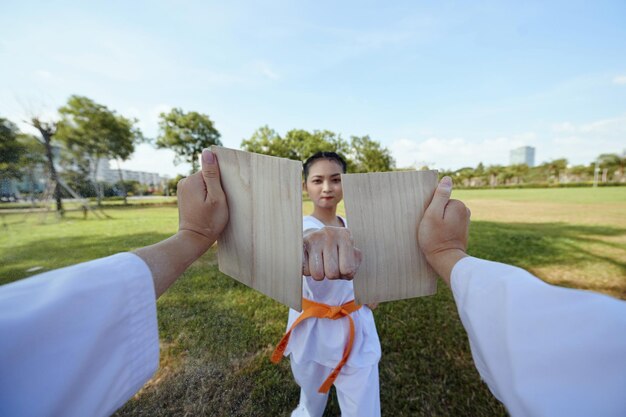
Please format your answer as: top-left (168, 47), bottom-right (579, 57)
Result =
top-left (95, 159), bottom-right (168, 187)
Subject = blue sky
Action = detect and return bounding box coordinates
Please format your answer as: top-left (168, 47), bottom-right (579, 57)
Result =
top-left (1, 0), bottom-right (625, 177)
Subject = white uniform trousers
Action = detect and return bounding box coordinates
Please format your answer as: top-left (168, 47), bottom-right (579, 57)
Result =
top-left (290, 358), bottom-right (380, 417)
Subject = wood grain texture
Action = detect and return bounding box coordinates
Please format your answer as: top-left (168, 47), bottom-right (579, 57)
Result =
top-left (342, 170), bottom-right (439, 304)
top-left (213, 146), bottom-right (303, 311)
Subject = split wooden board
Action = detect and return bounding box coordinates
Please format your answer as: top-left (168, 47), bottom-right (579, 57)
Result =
top-left (342, 170), bottom-right (439, 305)
top-left (212, 146), bottom-right (303, 311)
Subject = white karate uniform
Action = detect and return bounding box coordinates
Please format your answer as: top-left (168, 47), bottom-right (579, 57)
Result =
top-left (285, 216), bottom-right (382, 417)
top-left (451, 256), bottom-right (626, 417)
top-left (1, 250), bottom-right (624, 417)
top-left (0, 253), bottom-right (159, 417)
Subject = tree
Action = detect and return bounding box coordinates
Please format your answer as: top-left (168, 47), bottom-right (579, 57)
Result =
top-left (241, 127), bottom-right (350, 162)
top-left (0, 117), bottom-right (25, 180)
top-left (472, 162), bottom-right (486, 186)
top-left (498, 166), bottom-right (515, 185)
top-left (59, 149), bottom-right (96, 198)
top-left (167, 174), bottom-right (186, 196)
top-left (350, 135), bottom-right (394, 173)
top-left (31, 117), bottom-right (64, 214)
top-left (240, 125), bottom-right (289, 157)
top-left (509, 164), bottom-right (530, 185)
top-left (485, 165), bottom-right (504, 187)
top-left (567, 164), bottom-right (592, 183)
top-left (241, 127), bottom-right (393, 173)
top-left (56, 95), bottom-right (143, 205)
top-left (597, 153), bottom-right (624, 182)
top-left (542, 159), bottom-right (568, 184)
top-left (285, 129), bottom-right (350, 163)
top-left (156, 108), bottom-right (222, 173)
top-left (452, 167), bottom-right (472, 187)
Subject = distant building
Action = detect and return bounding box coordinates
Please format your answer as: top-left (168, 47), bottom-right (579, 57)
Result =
top-left (2, 152), bottom-right (168, 199)
top-left (95, 159), bottom-right (168, 187)
top-left (510, 146), bottom-right (535, 167)
top-left (1, 145), bottom-right (60, 197)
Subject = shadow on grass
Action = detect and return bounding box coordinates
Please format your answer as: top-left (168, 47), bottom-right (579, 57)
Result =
top-left (116, 266), bottom-right (301, 417)
top-left (469, 221), bottom-right (626, 272)
top-left (376, 285), bottom-right (508, 416)
top-left (1, 232), bottom-right (171, 285)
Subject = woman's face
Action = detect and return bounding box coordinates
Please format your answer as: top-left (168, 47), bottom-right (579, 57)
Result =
top-left (305, 159), bottom-right (344, 209)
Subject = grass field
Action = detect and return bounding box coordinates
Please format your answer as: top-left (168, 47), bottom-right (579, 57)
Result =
top-left (1, 187), bottom-right (625, 416)
top-left (0, 196), bottom-right (178, 212)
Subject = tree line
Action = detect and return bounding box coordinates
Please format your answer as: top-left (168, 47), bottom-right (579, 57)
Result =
top-left (437, 156), bottom-right (626, 188)
top-left (2, 94), bottom-right (624, 216)
top-left (1, 95), bottom-right (224, 214)
top-left (240, 125), bottom-right (394, 173)
top-left (0, 95), bottom-right (395, 215)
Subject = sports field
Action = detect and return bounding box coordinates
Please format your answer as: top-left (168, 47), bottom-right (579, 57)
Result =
top-left (1, 186), bottom-right (624, 416)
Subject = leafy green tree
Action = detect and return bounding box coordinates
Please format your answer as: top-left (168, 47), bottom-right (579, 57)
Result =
top-left (116, 180), bottom-right (141, 196)
top-left (242, 127), bottom-right (392, 173)
top-left (156, 108), bottom-right (222, 172)
top-left (485, 165), bottom-right (504, 187)
top-left (0, 117), bottom-right (25, 180)
top-left (438, 169), bottom-right (455, 180)
top-left (567, 164), bottom-right (592, 183)
top-left (454, 167), bottom-right (475, 187)
top-left (167, 174), bottom-right (186, 196)
top-left (56, 95), bottom-right (143, 205)
top-left (498, 166), bottom-right (516, 185)
top-left (472, 162), bottom-right (487, 186)
top-left (349, 135), bottom-right (394, 173)
top-left (58, 147), bottom-right (96, 198)
top-left (542, 159), bottom-right (568, 184)
top-left (597, 153), bottom-right (624, 182)
top-left (240, 125), bottom-right (289, 157)
top-left (241, 127), bottom-right (350, 162)
top-left (475, 162), bottom-right (485, 176)
top-left (509, 164), bottom-right (530, 185)
top-left (286, 129), bottom-right (350, 162)
top-left (61, 169), bottom-right (97, 198)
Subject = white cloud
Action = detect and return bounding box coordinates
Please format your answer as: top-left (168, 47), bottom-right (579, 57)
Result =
top-left (390, 133), bottom-right (537, 170)
top-left (393, 114), bottom-right (626, 171)
top-left (613, 75), bottom-right (626, 85)
top-left (552, 114), bottom-right (626, 136)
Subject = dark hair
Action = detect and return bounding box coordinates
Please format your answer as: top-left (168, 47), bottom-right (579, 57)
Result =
top-left (303, 151), bottom-right (347, 181)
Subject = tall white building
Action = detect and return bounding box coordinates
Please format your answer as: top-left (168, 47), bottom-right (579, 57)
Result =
top-left (510, 146), bottom-right (535, 167)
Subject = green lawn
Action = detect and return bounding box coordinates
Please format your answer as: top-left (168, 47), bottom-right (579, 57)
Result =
top-left (454, 185), bottom-right (626, 204)
top-left (0, 196), bottom-right (177, 212)
top-left (1, 187), bottom-right (624, 416)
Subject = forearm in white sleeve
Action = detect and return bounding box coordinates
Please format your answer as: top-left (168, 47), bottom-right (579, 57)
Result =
top-left (451, 256), bottom-right (626, 417)
top-left (0, 252), bottom-right (159, 417)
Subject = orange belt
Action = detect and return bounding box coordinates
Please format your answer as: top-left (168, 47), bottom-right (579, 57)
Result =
top-left (271, 298), bottom-right (362, 393)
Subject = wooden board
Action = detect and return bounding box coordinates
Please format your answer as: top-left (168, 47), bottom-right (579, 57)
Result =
top-left (213, 146), bottom-right (303, 311)
top-left (342, 170), bottom-right (439, 304)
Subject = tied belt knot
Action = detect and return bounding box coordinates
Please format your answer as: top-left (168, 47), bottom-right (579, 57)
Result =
top-left (271, 298), bottom-right (362, 393)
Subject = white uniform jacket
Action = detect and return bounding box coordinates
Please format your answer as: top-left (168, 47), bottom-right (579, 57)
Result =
top-left (451, 256), bottom-right (626, 417)
top-left (0, 253), bottom-right (159, 417)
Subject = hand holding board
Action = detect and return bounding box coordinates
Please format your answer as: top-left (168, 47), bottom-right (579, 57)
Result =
top-left (212, 146), bottom-right (303, 311)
